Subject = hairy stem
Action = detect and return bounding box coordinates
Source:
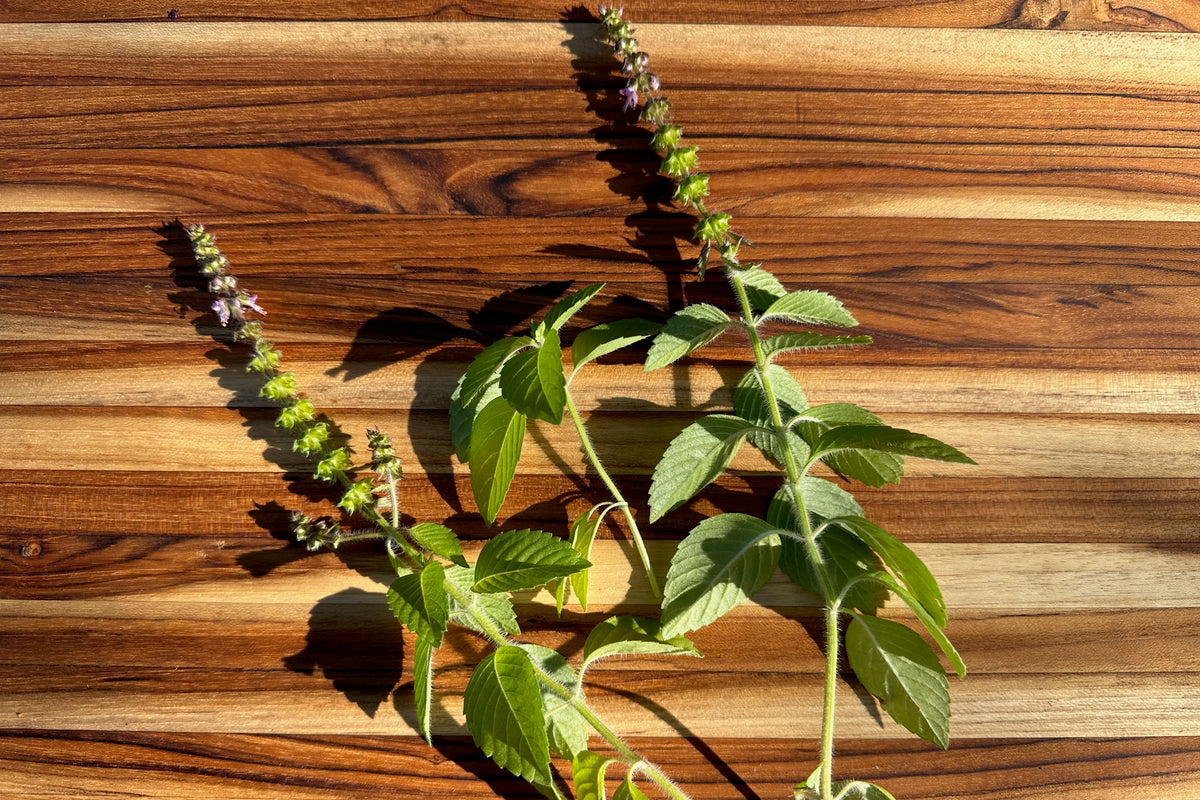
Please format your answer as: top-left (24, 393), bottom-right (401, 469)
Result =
top-left (728, 269), bottom-right (840, 790)
top-left (442, 577), bottom-right (688, 799)
top-left (565, 389), bottom-right (662, 599)
top-left (820, 601), bottom-right (841, 800)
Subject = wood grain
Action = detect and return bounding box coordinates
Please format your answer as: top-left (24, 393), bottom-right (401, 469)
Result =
top-left (2, 9), bottom-right (1197, 800)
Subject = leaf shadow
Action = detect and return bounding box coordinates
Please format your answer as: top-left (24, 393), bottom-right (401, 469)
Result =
top-left (282, 587), bottom-right (408, 719)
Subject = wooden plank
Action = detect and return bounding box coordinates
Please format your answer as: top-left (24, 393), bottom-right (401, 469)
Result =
top-left (3, 538), bottom-right (1197, 609)
top-left (3, 354), bottom-right (1196, 415)
top-left (0, 0), bottom-right (1195, 31)
top-left (3, 605), bottom-right (1196, 676)
top-left (2, 85), bottom-right (1196, 150)
top-left (2, 406), bottom-right (1195, 477)
top-left (1, 24), bottom-right (1195, 94)
top-left (1, 667), bottom-right (1196, 738)
top-left (2, 215), bottom-right (1197, 286)
top-left (2, 147), bottom-right (1197, 219)
top-left (0, 733), bottom-right (1195, 800)
top-left (3, 472), bottom-right (1195, 543)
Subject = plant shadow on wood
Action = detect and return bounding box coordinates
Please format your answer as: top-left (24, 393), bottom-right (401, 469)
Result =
top-left (283, 587), bottom-right (409, 719)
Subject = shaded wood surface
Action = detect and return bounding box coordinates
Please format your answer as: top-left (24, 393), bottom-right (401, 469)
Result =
top-left (1, 4), bottom-right (1197, 799)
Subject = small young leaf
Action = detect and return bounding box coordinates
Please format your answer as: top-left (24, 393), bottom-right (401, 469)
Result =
top-left (462, 646), bottom-right (554, 785)
top-left (468, 397), bottom-right (527, 526)
top-left (408, 522), bottom-right (469, 568)
top-left (473, 528), bottom-right (591, 594)
top-left (568, 512), bottom-right (602, 612)
top-left (573, 751), bottom-right (619, 800)
top-left (738, 266), bottom-right (787, 311)
top-left (778, 527), bottom-right (879, 613)
top-left (649, 414), bottom-right (758, 522)
top-left (613, 774), bottom-right (650, 800)
top-left (813, 424), bottom-right (976, 466)
top-left (762, 332), bottom-right (871, 359)
top-left (571, 317), bottom-right (662, 370)
top-left (542, 282), bottom-right (605, 332)
top-left (520, 643), bottom-right (590, 760)
top-left (846, 614), bottom-right (951, 749)
top-left (761, 289), bottom-right (858, 327)
top-left (450, 376), bottom-right (502, 463)
top-left (829, 516), bottom-right (945, 627)
top-left (644, 304), bottom-right (732, 371)
top-left (413, 632), bottom-right (435, 744)
top-left (582, 615), bottom-right (701, 671)
top-left (445, 565), bottom-right (521, 636)
top-left (500, 328), bottom-right (567, 424)
top-left (661, 513), bottom-right (782, 638)
top-left (863, 571), bottom-right (965, 678)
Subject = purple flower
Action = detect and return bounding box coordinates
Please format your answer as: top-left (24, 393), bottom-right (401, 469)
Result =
top-left (242, 293), bottom-right (265, 316)
top-left (648, 73), bottom-right (661, 92)
top-left (168, 8), bottom-right (179, 21)
top-left (212, 298), bottom-right (232, 326)
top-left (620, 85), bottom-right (638, 111)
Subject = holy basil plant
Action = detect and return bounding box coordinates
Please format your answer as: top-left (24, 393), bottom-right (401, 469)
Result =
top-left (182, 5), bottom-right (975, 799)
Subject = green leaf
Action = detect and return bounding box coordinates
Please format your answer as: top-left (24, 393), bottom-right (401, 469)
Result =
top-left (473, 528), bottom-right (591, 594)
top-left (572, 751), bottom-right (619, 800)
top-left (833, 781), bottom-right (898, 800)
top-left (460, 336), bottom-right (533, 407)
top-left (798, 478), bottom-right (864, 519)
top-left (761, 289), bottom-right (858, 327)
top-left (661, 513), bottom-right (782, 638)
top-left (778, 527), bottom-right (879, 613)
top-left (738, 266), bottom-right (787, 311)
top-left (825, 448), bottom-right (906, 488)
top-left (500, 328), bottom-right (566, 424)
top-left (649, 414), bottom-right (758, 522)
top-left (732, 366), bottom-right (810, 469)
top-left (828, 516), bottom-right (945, 627)
top-left (559, 513), bottom-right (600, 614)
top-left (697, 241), bottom-right (711, 279)
top-left (462, 646), bottom-right (553, 785)
top-left (863, 572), bottom-right (965, 679)
top-left (613, 774), bottom-right (650, 800)
top-left (582, 615), bottom-right (701, 671)
top-left (412, 632), bottom-right (435, 744)
top-left (813, 424), bottom-right (976, 466)
top-left (450, 375), bottom-right (501, 463)
top-left (419, 561), bottom-right (450, 646)
top-left (520, 643), bottom-right (589, 760)
top-left (845, 614), bottom-right (951, 749)
top-left (468, 397), bottom-right (527, 526)
top-left (571, 318), bottom-right (662, 370)
top-left (408, 522), bottom-right (469, 568)
top-left (445, 565), bottom-right (521, 636)
top-left (542, 283), bottom-right (605, 332)
top-left (644, 304), bottom-right (732, 371)
top-left (762, 332), bottom-right (871, 358)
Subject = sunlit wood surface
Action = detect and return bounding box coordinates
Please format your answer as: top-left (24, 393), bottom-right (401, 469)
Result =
top-left (1, 3), bottom-right (1198, 798)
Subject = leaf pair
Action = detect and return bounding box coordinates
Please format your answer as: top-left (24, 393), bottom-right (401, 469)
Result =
top-left (453, 283), bottom-right (661, 525)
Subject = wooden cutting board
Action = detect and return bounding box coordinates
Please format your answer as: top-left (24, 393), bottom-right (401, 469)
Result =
top-left (1, 3), bottom-right (1197, 798)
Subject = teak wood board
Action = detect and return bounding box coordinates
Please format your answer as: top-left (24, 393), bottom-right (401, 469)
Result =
top-left (1, 5), bottom-right (1198, 800)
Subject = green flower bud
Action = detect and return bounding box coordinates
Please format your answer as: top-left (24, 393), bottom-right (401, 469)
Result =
top-left (314, 447), bottom-right (353, 482)
top-left (695, 212), bottom-right (732, 243)
top-left (293, 422), bottom-right (330, 456)
top-left (640, 97), bottom-right (670, 125)
top-left (338, 478), bottom-right (376, 514)
top-left (277, 398), bottom-right (316, 430)
top-left (650, 124), bottom-right (683, 153)
top-left (247, 346), bottom-right (282, 374)
top-left (368, 428), bottom-right (403, 480)
top-left (259, 371), bottom-right (298, 402)
top-left (660, 145), bottom-right (699, 179)
top-left (674, 173), bottom-right (710, 208)
top-left (233, 320), bottom-right (263, 343)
